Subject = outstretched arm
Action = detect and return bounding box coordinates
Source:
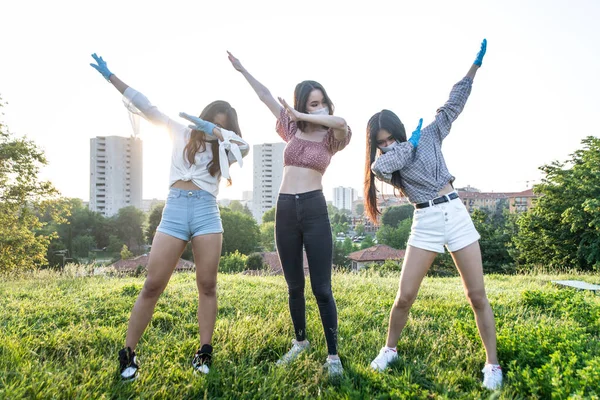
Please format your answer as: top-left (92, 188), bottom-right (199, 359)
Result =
top-left (90, 53), bottom-right (176, 128)
top-left (228, 51), bottom-right (282, 118)
top-left (433, 39), bottom-right (486, 141)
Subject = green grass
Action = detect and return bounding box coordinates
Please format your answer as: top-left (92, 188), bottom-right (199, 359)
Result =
top-left (1, 271), bottom-right (599, 399)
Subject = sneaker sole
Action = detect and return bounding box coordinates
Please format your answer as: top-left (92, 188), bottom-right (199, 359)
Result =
top-left (193, 365), bottom-right (210, 375)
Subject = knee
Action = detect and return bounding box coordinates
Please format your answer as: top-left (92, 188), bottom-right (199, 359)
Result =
top-left (197, 279), bottom-right (217, 297)
top-left (393, 292), bottom-right (416, 311)
top-left (287, 283), bottom-right (305, 299)
top-left (141, 280), bottom-right (164, 299)
top-left (312, 284), bottom-right (333, 304)
top-left (466, 289), bottom-right (489, 310)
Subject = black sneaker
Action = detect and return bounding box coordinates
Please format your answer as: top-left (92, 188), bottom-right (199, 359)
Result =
top-left (192, 344), bottom-right (213, 374)
top-left (118, 347), bottom-right (139, 381)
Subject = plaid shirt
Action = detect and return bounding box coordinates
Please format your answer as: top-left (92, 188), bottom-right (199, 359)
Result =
top-left (371, 76), bottom-right (473, 204)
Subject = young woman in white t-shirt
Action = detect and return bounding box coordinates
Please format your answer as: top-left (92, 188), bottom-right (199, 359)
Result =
top-left (90, 53), bottom-right (249, 380)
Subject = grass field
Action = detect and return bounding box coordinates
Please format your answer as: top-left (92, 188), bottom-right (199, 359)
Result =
top-left (1, 271), bottom-right (599, 399)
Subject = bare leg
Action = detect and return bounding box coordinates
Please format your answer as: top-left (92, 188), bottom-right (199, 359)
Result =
top-left (385, 246), bottom-right (438, 348)
top-left (125, 232), bottom-right (187, 349)
top-left (192, 233), bottom-right (222, 346)
top-left (450, 241), bottom-right (498, 364)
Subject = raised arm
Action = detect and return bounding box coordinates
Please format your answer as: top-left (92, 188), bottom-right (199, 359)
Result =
top-left (432, 39), bottom-right (486, 141)
top-left (90, 53), bottom-right (174, 128)
top-left (227, 51), bottom-right (282, 119)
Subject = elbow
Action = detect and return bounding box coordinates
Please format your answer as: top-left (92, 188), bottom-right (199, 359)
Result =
top-left (336, 118), bottom-right (348, 132)
top-left (257, 89), bottom-right (272, 103)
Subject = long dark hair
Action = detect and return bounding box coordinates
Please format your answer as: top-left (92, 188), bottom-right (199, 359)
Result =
top-left (293, 80), bottom-right (334, 132)
top-left (183, 100), bottom-right (242, 184)
top-left (364, 110), bottom-right (407, 223)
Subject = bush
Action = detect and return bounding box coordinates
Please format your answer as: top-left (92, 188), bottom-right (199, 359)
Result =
top-left (219, 251), bottom-right (247, 274)
top-left (245, 253), bottom-right (266, 271)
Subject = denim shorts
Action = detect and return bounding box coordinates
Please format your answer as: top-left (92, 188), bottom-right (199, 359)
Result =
top-left (407, 192), bottom-right (480, 253)
top-left (156, 188), bottom-right (223, 241)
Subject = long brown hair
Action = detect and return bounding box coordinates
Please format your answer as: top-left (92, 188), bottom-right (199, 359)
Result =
top-left (364, 110), bottom-right (407, 223)
top-left (183, 100), bottom-right (242, 184)
top-left (293, 80), bottom-right (334, 132)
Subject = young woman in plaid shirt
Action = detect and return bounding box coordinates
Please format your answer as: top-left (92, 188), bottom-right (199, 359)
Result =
top-left (364, 40), bottom-right (502, 390)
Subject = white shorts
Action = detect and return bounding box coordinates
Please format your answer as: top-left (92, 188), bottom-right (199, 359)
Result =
top-left (407, 194), bottom-right (480, 253)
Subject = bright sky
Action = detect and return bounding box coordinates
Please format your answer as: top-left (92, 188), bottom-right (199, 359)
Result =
top-left (1, 0), bottom-right (599, 202)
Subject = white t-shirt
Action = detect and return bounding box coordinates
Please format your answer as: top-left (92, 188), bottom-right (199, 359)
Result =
top-left (122, 87), bottom-right (249, 197)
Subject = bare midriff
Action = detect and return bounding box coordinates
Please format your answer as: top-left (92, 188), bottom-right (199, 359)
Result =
top-left (171, 180), bottom-right (202, 190)
top-left (279, 166), bottom-right (323, 194)
top-left (437, 182), bottom-right (455, 197)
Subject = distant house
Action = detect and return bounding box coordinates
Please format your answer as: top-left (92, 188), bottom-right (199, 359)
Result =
top-left (507, 188), bottom-right (539, 213)
top-left (347, 244), bottom-right (405, 272)
top-left (252, 251), bottom-right (310, 275)
top-left (110, 254), bottom-right (195, 274)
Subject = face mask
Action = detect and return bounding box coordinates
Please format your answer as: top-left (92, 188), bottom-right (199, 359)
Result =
top-left (380, 141), bottom-right (399, 153)
top-left (308, 107), bottom-right (330, 116)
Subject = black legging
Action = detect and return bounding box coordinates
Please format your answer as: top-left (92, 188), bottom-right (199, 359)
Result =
top-left (275, 190), bottom-right (338, 355)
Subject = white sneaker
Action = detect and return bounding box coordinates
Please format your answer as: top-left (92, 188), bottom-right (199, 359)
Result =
top-left (276, 339), bottom-right (310, 365)
top-left (370, 347), bottom-right (398, 372)
top-left (323, 357), bottom-right (343, 378)
top-left (482, 363), bottom-right (503, 390)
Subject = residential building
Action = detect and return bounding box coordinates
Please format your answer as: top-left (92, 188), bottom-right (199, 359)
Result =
top-left (89, 135), bottom-right (142, 217)
top-left (347, 244), bottom-right (406, 271)
top-left (252, 143), bottom-right (285, 222)
top-left (333, 186), bottom-right (358, 211)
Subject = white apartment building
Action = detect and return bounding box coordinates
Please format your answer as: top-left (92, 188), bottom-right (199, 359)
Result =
top-left (89, 136), bottom-right (143, 217)
top-left (333, 186), bottom-right (358, 211)
top-left (252, 142), bottom-right (285, 222)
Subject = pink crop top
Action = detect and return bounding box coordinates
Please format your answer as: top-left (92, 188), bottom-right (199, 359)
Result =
top-left (275, 108), bottom-right (352, 175)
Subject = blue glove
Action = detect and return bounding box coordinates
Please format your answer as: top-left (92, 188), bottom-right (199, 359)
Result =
top-left (474, 39), bottom-right (487, 66)
top-left (90, 53), bottom-right (113, 81)
top-left (179, 112), bottom-right (216, 136)
top-left (408, 118), bottom-right (423, 149)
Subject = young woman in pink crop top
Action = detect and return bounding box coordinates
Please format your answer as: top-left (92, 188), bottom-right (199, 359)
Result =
top-left (228, 51), bottom-right (351, 377)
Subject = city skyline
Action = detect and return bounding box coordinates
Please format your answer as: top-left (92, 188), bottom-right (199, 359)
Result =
top-left (1, 1), bottom-right (599, 203)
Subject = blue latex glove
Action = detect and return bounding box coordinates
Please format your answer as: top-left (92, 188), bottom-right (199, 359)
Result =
top-left (474, 39), bottom-right (487, 66)
top-left (179, 112), bottom-right (216, 136)
top-left (90, 53), bottom-right (113, 81)
top-left (408, 118), bottom-right (423, 149)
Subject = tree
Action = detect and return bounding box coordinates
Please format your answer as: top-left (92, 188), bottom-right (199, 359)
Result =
top-left (355, 223), bottom-right (365, 236)
top-left (262, 207), bottom-right (276, 223)
top-left (0, 96), bottom-right (67, 272)
top-left (360, 235), bottom-right (375, 249)
top-left (146, 203), bottom-right (165, 244)
top-left (470, 208), bottom-right (514, 273)
top-left (113, 206), bottom-right (146, 253)
top-left (43, 198), bottom-right (108, 265)
top-left (221, 209), bottom-right (260, 255)
top-left (120, 244), bottom-right (134, 260)
top-left (376, 219), bottom-right (411, 249)
top-left (260, 221), bottom-right (275, 251)
top-left (72, 234), bottom-right (96, 258)
top-left (355, 203), bottom-right (365, 216)
top-left (107, 234), bottom-right (124, 255)
top-left (229, 200), bottom-right (253, 217)
top-left (332, 240), bottom-right (348, 268)
top-left (342, 237), bottom-right (355, 256)
top-left (513, 136), bottom-right (600, 271)
top-left (381, 205), bottom-right (414, 227)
